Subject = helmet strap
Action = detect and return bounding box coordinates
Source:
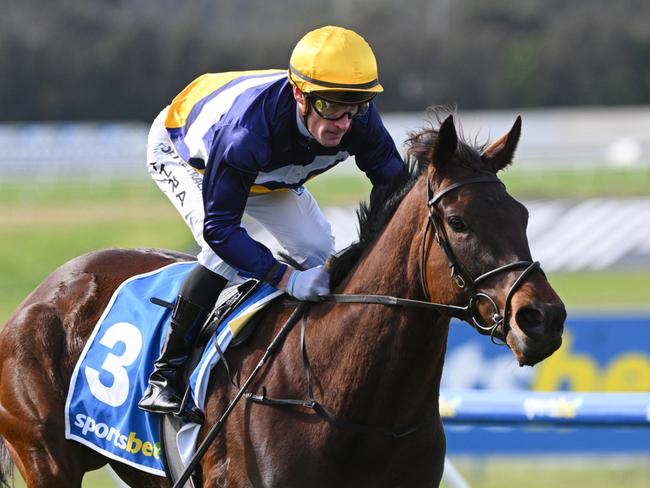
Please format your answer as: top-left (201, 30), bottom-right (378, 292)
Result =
top-left (302, 93), bottom-right (311, 125)
top-left (295, 96), bottom-right (315, 141)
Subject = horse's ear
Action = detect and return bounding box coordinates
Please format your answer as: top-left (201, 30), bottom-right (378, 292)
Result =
top-left (481, 116), bottom-right (522, 172)
top-left (431, 115), bottom-right (458, 168)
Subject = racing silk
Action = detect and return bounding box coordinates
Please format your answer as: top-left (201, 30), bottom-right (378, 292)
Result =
top-left (164, 69), bottom-right (404, 284)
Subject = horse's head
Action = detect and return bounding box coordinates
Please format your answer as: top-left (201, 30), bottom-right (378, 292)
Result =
top-left (410, 113), bottom-right (565, 366)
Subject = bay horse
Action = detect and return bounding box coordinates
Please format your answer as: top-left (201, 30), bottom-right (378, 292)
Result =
top-left (0, 112), bottom-right (565, 487)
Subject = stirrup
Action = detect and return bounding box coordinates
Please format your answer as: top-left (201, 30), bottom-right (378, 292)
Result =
top-left (173, 386), bottom-right (205, 424)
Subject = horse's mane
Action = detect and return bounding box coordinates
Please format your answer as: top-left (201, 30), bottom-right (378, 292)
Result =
top-left (328, 159), bottom-right (423, 287)
top-left (329, 107), bottom-right (487, 288)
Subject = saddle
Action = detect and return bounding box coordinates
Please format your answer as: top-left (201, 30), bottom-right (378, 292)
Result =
top-left (197, 279), bottom-right (265, 349)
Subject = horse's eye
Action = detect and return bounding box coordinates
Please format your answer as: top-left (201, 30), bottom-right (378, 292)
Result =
top-left (447, 216), bottom-right (467, 232)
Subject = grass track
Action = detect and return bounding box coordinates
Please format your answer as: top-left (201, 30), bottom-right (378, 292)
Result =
top-left (12, 467), bottom-right (120, 488)
top-left (442, 456), bottom-right (650, 488)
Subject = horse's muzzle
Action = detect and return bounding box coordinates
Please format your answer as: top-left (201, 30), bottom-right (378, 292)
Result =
top-left (508, 299), bottom-right (566, 366)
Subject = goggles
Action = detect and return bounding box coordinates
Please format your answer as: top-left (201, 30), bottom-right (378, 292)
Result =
top-left (310, 96), bottom-right (370, 121)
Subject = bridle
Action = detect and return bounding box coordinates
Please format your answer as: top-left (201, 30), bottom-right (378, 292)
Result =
top-left (323, 173), bottom-right (543, 342)
top-left (420, 174), bottom-right (542, 341)
top-left (173, 173), bottom-right (548, 485)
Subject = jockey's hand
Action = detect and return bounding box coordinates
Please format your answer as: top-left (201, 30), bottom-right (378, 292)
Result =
top-left (286, 266), bottom-right (330, 301)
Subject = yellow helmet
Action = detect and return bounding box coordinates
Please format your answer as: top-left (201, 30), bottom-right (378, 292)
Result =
top-left (288, 26), bottom-right (383, 104)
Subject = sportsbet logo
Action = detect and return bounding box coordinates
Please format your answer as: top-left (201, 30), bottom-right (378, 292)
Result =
top-left (74, 413), bottom-right (161, 459)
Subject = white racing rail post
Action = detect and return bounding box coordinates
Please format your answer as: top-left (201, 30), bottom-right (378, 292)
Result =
top-left (443, 456), bottom-right (471, 488)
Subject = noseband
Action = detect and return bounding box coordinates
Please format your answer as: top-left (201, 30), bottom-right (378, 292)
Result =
top-left (420, 175), bottom-right (541, 341)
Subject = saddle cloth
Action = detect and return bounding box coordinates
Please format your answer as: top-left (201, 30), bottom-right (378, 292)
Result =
top-left (64, 261), bottom-right (282, 475)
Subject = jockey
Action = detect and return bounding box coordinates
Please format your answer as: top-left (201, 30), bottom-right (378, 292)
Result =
top-left (139, 25), bottom-right (405, 414)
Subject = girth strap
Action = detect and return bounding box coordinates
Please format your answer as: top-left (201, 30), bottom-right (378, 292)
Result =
top-left (247, 392), bottom-right (425, 439)
top-left (247, 310), bottom-right (430, 439)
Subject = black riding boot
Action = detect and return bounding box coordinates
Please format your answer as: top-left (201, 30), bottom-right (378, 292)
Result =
top-left (138, 296), bottom-right (206, 414)
top-left (138, 264), bottom-right (228, 414)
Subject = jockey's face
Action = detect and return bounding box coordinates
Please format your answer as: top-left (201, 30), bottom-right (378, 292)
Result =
top-left (293, 87), bottom-right (352, 147)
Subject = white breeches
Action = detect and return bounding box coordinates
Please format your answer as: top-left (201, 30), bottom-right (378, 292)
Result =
top-left (146, 108), bottom-right (334, 282)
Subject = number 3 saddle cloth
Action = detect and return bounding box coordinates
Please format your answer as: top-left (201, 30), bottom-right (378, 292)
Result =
top-left (64, 261), bottom-right (282, 475)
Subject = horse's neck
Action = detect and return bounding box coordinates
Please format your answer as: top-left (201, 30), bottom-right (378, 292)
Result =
top-left (313, 184), bottom-right (448, 423)
top-left (346, 181), bottom-right (427, 297)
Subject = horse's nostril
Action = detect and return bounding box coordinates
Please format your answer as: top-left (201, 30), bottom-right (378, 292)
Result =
top-left (516, 303), bottom-right (566, 336)
top-left (515, 305), bottom-right (545, 334)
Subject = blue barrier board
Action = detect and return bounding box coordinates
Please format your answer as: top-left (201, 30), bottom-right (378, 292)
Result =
top-left (443, 314), bottom-right (650, 454)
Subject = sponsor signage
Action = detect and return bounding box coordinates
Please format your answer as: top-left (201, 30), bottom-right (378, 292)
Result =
top-left (443, 314), bottom-right (650, 453)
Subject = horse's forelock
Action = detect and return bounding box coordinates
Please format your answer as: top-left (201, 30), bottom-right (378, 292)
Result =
top-left (406, 117), bottom-right (488, 174)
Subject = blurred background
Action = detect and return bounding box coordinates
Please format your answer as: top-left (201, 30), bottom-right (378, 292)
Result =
top-left (1, 0), bottom-right (649, 486)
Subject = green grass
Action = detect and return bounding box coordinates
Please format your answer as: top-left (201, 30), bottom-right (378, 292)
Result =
top-left (0, 183), bottom-right (193, 323)
top-left (499, 166), bottom-right (650, 199)
top-left (3, 165), bottom-right (648, 207)
top-left (307, 165), bottom-right (650, 202)
top-left (0, 179), bottom-right (162, 205)
top-left (12, 467), bottom-right (119, 488)
top-left (306, 172), bottom-right (372, 206)
top-left (548, 271), bottom-right (650, 309)
top-left (1, 174), bottom-right (649, 323)
top-left (442, 456), bottom-right (650, 488)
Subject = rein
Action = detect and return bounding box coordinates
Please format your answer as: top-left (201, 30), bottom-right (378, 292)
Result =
top-left (172, 302), bottom-right (311, 488)
top-left (248, 174), bottom-right (545, 439)
top-left (175, 174), bottom-right (546, 486)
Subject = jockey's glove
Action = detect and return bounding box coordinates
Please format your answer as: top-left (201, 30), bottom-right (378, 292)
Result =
top-left (287, 266), bottom-right (330, 301)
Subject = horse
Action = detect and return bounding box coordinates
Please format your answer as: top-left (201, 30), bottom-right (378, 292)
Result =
top-left (0, 112), bottom-right (565, 487)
